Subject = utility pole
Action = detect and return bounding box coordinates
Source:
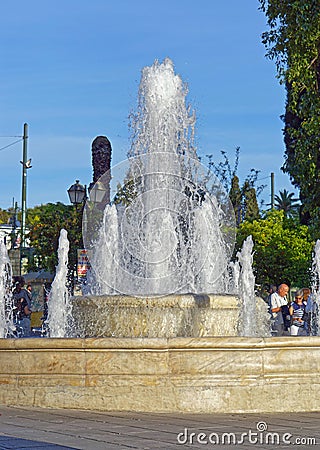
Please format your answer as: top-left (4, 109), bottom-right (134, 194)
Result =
top-left (270, 172), bottom-right (275, 210)
top-left (20, 123), bottom-right (28, 274)
top-left (9, 198), bottom-right (18, 249)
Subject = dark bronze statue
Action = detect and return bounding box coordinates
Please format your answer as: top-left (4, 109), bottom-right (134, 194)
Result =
top-left (89, 136), bottom-right (112, 205)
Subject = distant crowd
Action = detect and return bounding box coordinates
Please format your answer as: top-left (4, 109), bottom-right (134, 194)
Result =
top-left (268, 283), bottom-right (318, 336)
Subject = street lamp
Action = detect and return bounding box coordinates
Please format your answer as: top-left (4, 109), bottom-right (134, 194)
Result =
top-left (88, 180), bottom-right (107, 204)
top-left (66, 180), bottom-right (87, 295)
top-left (67, 180), bottom-right (87, 207)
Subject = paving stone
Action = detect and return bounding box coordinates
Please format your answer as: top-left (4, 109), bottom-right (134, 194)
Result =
top-left (0, 406), bottom-right (319, 449)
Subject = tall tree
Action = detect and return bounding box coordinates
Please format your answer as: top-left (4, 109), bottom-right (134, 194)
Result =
top-left (236, 209), bottom-right (314, 289)
top-left (229, 175), bottom-right (242, 225)
top-left (27, 203), bottom-right (83, 274)
top-left (206, 147), bottom-right (265, 224)
top-left (274, 189), bottom-right (300, 217)
top-left (0, 208), bottom-right (10, 224)
top-left (259, 0), bottom-right (320, 233)
top-left (242, 181), bottom-right (260, 222)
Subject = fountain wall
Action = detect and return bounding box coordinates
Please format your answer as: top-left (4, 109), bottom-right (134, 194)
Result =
top-left (1, 336), bottom-right (320, 413)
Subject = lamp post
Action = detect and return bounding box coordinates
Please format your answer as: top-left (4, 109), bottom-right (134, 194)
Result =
top-left (67, 180), bottom-right (87, 207)
top-left (88, 180), bottom-right (107, 204)
top-left (67, 180), bottom-right (87, 294)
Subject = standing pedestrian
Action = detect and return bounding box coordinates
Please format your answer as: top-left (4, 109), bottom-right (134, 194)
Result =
top-left (269, 283), bottom-right (289, 336)
top-left (289, 290), bottom-right (307, 336)
top-left (13, 282), bottom-right (32, 337)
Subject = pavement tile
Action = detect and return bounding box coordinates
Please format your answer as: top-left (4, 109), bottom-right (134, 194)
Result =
top-left (0, 436), bottom-right (78, 449)
top-left (0, 407), bottom-right (320, 449)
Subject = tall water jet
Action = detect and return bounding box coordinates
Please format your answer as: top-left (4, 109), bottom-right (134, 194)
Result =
top-left (46, 229), bottom-right (72, 337)
top-left (0, 240), bottom-right (15, 338)
top-left (311, 239), bottom-right (320, 335)
top-left (237, 235), bottom-right (256, 336)
top-left (83, 58), bottom-right (236, 297)
top-left (236, 236), bottom-right (270, 337)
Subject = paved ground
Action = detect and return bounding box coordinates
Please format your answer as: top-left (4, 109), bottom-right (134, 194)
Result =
top-left (0, 406), bottom-right (319, 449)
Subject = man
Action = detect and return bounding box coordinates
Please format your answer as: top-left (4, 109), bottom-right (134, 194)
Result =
top-left (13, 282), bottom-right (32, 337)
top-left (269, 283), bottom-right (289, 336)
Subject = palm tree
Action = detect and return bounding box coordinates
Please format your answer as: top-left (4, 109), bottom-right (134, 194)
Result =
top-left (274, 189), bottom-right (300, 217)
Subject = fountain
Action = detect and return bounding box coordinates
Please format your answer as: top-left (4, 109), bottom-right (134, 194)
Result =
top-left (310, 239), bottom-right (320, 335)
top-left (72, 58), bottom-right (251, 338)
top-left (46, 229), bottom-right (73, 337)
top-left (1, 59), bottom-right (320, 414)
top-left (0, 240), bottom-right (15, 338)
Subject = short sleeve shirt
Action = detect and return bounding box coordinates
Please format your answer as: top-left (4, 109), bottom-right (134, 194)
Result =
top-left (270, 292), bottom-right (288, 325)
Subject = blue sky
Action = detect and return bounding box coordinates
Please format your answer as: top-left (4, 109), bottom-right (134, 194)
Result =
top-left (0, 0), bottom-right (295, 210)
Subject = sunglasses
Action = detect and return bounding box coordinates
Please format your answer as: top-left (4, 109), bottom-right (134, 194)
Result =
top-left (295, 296), bottom-right (302, 300)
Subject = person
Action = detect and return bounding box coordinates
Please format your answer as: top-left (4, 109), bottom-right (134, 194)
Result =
top-left (267, 284), bottom-right (277, 305)
top-left (269, 283), bottom-right (289, 336)
top-left (13, 282), bottom-right (32, 337)
top-left (289, 289), bottom-right (307, 336)
top-left (302, 288), bottom-right (311, 335)
top-left (26, 284), bottom-right (32, 300)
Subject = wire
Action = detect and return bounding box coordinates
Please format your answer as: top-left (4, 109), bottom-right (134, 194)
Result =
top-left (256, 175), bottom-right (270, 181)
top-left (0, 138), bottom-right (23, 152)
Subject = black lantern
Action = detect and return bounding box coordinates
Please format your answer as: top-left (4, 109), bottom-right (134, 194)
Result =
top-left (67, 180), bottom-right (87, 205)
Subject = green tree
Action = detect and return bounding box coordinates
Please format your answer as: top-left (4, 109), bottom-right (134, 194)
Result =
top-left (242, 181), bottom-right (260, 222)
top-left (274, 189), bottom-right (300, 217)
top-left (229, 175), bottom-right (242, 225)
top-left (0, 208), bottom-right (10, 224)
top-left (236, 209), bottom-right (314, 288)
top-left (206, 148), bottom-right (265, 224)
top-left (113, 179), bottom-right (137, 207)
top-left (27, 203), bottom-right (83, 274)
top-left (259, 0), bottom-right (320, 233)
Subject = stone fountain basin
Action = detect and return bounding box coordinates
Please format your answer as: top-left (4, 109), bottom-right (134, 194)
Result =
top-left (1, 294), bottom-right (316, 414)
top-left (71, 293), bottom-right (269, 338)
top-left (71, 293), bottom-right (242, 338)
top-left (1, 336), bottom-right (320, 413)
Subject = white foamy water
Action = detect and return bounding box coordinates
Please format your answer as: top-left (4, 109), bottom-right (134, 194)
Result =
top-left (311, 239), bottom-right (320, 335)
top-left (0, 240), bottom-right (15, 338)
top-left (237, 236), bottom-right (257, 336)
top-left (46, 229), bottom-right (73, 337)
top-left (237, 236), bottom-right (270, 337)
top-left (84, 58), bottom-right (235, 297)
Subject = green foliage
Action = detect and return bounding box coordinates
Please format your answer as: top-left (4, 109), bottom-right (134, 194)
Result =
top-left (236, 209), bottom-right (314, 288)
top-left (206, 148), bottom-right (264, 224)
top-left (27, 202), bottom-right (83, 273)
top-left (113, 179), bottom-right (137, 207)
top-left (242, 182), bottom-right (260, 222)
top-left (259, 0), bottom-right (320, 234)
top-left (229, 175), bottom-right (242, 224)
top-left (0, 208), bottom-right (10, 224)
top-left (274, 189), bottom-right (300, 217)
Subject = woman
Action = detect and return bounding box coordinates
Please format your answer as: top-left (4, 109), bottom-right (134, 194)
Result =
top-left (289, 289), bottom-right (306, 336)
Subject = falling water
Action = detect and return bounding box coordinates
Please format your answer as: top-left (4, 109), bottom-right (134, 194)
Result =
top-left (237, 236), bottom-right (257, 336)
top-left (236, 236), bottom-right (270, 337)
top-left (0, 240), bottom-right (15, 338)
top-left (311, 239), bottom-right (320, 336)
top-left (46, 229), bottom-right (73, 337)
top-left (84, 58), bottom-right (235, 296)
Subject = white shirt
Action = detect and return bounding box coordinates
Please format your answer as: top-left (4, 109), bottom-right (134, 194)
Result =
top-left (270, 292), bottom-right (288, 324)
